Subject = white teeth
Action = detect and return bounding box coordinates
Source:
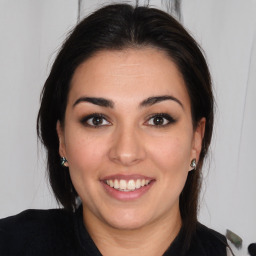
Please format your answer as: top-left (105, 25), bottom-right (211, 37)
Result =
top-left (120, 180), bottom-right (126, 190)
top-left (127, 180), bottom-right (136, 190)
top-left (135, 179), bottom-right (141, 189)
top-left (114, 179), bottom-right (119, 189)
top-left (109, 180), bottom-right (114, 187)
top-left (105, 178), bottom-right (151, 191)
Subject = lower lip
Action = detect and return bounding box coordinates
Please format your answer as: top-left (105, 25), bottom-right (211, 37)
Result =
top-left (101, 181), bottom-right (155, 201)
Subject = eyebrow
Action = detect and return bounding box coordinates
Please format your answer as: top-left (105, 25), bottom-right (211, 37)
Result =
top-left (73, 97), bottom-right (114, 108)
top-left (140, 95), bottom-right (183, 108)
top-left (72, 95), bottom-right (183, 109)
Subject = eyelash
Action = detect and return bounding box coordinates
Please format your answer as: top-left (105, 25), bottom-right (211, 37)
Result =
top-left (80, 113), bottom-right (176, 128)
top-left (80, 113), bottom-right (111, 128)
top-left (145, 113), bottom-right (176, 127)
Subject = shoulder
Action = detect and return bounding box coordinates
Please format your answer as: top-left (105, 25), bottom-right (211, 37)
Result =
top-left (0, 208), bottom-right (73, 236)
top-left (0, 208), bottom-right (71, 224)
top-left (189, 223), bottom-right (228, 256)
top-left (0, 209), bottom-right (76, 255)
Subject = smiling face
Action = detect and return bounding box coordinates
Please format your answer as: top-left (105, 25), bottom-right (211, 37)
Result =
top-left (57, 47), bottom-right (205, 231)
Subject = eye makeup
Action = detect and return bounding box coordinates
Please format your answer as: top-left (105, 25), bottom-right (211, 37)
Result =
top-left (145, 113), bottom-right (177, 127)
top-left (80, 113), bottom-right (111, 128)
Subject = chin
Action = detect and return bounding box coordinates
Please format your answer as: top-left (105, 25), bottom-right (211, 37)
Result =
top-left (103, 210), bottom-right (151, 230)
top-left (108, 218), bottom-right (148, 231)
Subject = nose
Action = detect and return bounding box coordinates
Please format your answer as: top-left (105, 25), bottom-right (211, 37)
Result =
top-left (108, 125), bottom-right (146, 166)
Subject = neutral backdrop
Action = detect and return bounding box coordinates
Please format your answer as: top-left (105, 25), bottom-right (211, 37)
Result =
top-left (1, 0), bottom-right (255, 255)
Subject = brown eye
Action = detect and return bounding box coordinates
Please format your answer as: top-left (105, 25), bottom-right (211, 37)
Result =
top-left (152, 116), bottom-right (165, 125)
top-left (147, 113), bottom-right (176, 127)
top-left (82, 114), bottom-right (111, 127)
top-left (91, 116), bottom-right (104, 126)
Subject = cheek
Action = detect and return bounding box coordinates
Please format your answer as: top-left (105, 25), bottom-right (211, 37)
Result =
top-left (64, 129), bottom-right (110, 202)
top-left (64, 128), bottom-right (108, 177)
top-left (151, 136), bottom-right (192, 198)
top-left (151, 136), bottom-right (192, 165)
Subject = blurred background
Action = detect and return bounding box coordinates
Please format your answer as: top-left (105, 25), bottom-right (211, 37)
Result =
top-left (0, 0), bottom-right (255, 255)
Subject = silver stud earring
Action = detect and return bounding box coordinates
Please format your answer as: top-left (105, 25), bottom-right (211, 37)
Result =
top-left (61, 157), bottom-right (68, 167)
top-left (190, 159), bottom-right (197, 170)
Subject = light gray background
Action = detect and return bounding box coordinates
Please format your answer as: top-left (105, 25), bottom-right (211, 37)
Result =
top-left (0, 0), bottom-right (255, 255)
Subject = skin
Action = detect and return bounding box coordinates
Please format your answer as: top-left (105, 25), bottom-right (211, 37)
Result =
top-left (57, 47), bottom-right (205, 256)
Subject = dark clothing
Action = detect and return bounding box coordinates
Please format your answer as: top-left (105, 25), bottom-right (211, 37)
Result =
top-left (0, 207), bottom-right (227, 256)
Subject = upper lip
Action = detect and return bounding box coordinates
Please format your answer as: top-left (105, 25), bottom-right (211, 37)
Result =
top-left (100, 174), bottom-right (155, 181)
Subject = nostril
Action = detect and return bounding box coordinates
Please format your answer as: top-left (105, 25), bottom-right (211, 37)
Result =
top-left (108, 132), bottom-right (146, 166)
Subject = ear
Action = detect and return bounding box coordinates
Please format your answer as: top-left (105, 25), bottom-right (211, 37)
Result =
top-left (190, 118), bottom-right (206, 170)
top-left (56, 121), bottom-right (68, 165)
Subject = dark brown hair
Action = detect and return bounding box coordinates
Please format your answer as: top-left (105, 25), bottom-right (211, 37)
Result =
top-left (37, 3), bottom-right (213, 249)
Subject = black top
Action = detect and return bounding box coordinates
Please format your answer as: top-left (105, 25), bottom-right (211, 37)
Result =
top-left (0, 207), bottom-right (228, 256)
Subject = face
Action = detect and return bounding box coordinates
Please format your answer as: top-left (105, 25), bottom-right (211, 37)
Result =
top-left (57, 48), bottom-right (205, 230)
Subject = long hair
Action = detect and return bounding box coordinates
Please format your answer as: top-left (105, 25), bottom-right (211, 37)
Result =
top-left (37, 4), bottom-right (213, 249)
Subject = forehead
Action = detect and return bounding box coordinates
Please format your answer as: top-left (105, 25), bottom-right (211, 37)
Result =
top-left (69, 47), bottom-right (190, 108)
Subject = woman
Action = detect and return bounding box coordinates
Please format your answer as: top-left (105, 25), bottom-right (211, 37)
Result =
top-left (0, 3), bottom-right (232, 256)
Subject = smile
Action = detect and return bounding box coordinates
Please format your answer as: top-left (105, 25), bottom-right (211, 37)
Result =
top-left (101, 175), bottom-right (155, 200)
top-left (104, 179), bottom-right (151, 192)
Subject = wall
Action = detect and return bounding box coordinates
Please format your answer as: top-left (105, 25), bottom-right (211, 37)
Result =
top-left (181, 1), bottom-right (256, 254)
top-left (0, 0), bottom-right (77, 216)
top-left (0, 0), bottom-right (255, 254)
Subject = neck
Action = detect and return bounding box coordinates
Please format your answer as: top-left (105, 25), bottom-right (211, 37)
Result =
top-left (83, 207), bottom-right (182, 256)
